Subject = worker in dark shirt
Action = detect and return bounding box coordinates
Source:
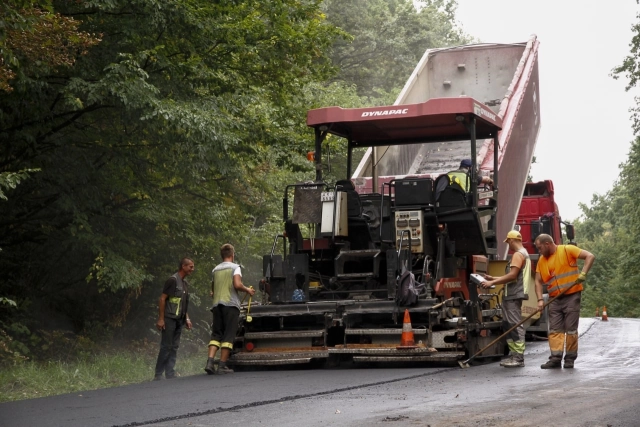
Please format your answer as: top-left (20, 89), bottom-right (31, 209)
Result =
top-left (154, 258), bottom-right (193, 380)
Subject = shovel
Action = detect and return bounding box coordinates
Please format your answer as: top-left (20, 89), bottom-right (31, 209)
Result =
top-left (458, 283), bottom-right (575, 368)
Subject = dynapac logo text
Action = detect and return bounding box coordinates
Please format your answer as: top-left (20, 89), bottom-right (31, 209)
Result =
top-left (474, 104), bottom-right (497, 122)
top-left (361, 108), bottom-right (409, 117)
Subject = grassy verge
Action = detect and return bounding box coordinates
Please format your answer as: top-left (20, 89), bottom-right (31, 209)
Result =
top-left (0, 349), bottom-right (208, 403)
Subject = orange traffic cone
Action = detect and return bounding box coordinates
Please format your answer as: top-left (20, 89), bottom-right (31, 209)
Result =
top-left (397, 309), bottom-right (417, 349)
top-left (602, 306), bottom-right (608, 321)
top-left (596, 307), bottom-right (600, 318)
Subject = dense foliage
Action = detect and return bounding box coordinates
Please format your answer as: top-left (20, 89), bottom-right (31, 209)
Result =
top-left (575, 139), bottom-right (640, 318)
top-left (0, 0), bottom-right (344, 361)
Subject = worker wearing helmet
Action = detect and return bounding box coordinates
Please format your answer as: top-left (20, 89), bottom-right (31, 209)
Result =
top-left (534, 234), bottom-right (595, 369)
top-left (205, 244), bottom-right (255, 375)
top-left (481, 230), bottom-right (532, 368)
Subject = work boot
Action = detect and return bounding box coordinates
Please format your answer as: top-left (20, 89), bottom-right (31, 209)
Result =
top-left (503, 356), bottom-right (524, 368)
top-left (204, 357), bottom-right (217, 375)
top-left (216, 361), bottom-right (234, 374)
top-left (564, 360), bottom-right (575, 369)
top-left (499, 355), bottom-right (514, 367)
top-left (153, 375), bottom-right (164, 381)
top-left (540, 359), bottom-right (562, 369)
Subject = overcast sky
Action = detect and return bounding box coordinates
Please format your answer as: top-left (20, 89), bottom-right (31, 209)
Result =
top-left (455, 0), bottom-right (639, 221)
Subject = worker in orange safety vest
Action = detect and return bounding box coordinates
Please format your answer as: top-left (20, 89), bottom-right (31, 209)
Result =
top-left (534, 234), bottom-right (595, 369)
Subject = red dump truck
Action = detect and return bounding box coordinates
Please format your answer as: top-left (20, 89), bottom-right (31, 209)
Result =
top-left (518, 180), bottom-right (575, 255)
top-left (229, 36), bottom-right (556, 367)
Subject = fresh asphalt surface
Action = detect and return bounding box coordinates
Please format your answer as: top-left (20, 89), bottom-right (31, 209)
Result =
top-left (2, 317), bottom-right (639, 427)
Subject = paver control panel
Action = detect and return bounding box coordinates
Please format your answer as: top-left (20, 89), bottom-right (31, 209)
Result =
top-left (395, 210), bottom-right (423, 253)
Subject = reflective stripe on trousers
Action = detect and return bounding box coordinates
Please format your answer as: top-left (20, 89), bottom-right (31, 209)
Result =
top-left (547, 291), bottom-right (581, 362)
top-left (503, 299), bottom-right (525, 356)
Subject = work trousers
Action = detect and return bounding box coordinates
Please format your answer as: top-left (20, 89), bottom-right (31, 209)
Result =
top-left (547, 291), bottom-right (581, 362)
top-left (155, 316), bottom-right (185, 378)
top-left (503, 298), bottom-right (525, 360)
top-left (209, 304), bottom-right (240, 350)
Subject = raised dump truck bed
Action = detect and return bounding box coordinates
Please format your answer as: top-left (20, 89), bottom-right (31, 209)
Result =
top-left (354, 36), bottom-right (541, 259)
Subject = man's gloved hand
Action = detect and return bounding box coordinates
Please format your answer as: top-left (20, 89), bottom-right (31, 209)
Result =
top-left (576, 272), bottom-right (587, 284)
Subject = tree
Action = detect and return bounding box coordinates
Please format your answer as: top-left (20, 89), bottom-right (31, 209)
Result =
top-left (574, 139), bottom-right (640, 318)
top-left (574, 191), bottom-right (621, 317)
top-left (0, 0), bottom-right (344, 353)
top-left (609, 136), bottom-right (640, 317)
top-left (0, 1), bottom-right (101, 92)
top-left (613, 8), bottom-right (640, 135)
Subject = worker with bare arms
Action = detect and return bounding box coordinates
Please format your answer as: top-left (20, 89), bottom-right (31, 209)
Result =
top-left (534, 234), bottom-right (595, 369)
top-left (205, 244), bottom-right (255, 374)
top-left (482, 230), bottom-right (533, 368)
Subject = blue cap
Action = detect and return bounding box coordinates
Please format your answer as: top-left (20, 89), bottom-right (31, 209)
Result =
top-left (460, 159), bottom-right (472, 168)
